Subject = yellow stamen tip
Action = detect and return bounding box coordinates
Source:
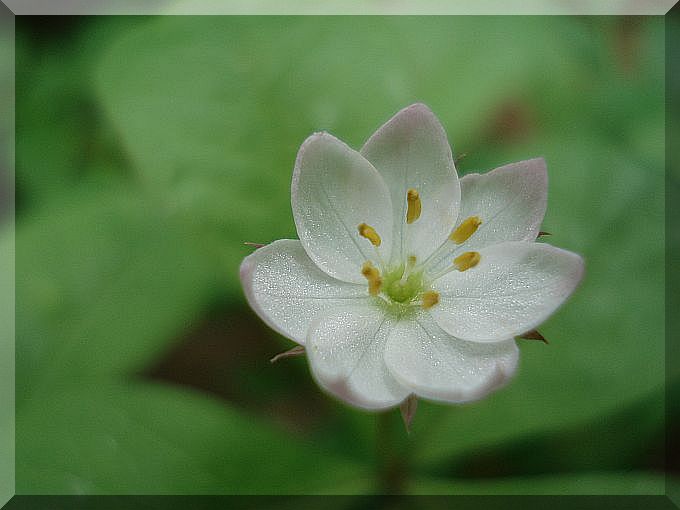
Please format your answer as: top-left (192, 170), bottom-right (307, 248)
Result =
top-left (358, 223), bottom-right (382, 247)
top-left (361, 261), bottom-right (383, 296)
top-left (407, 255), bottom-right (417, 266)
top-left (450, 216), bottom-right (482, 244)
top-left (454, 251), bottom-right (481, 272)
top-left (360, 261), bottom-right (374, 277)
top-left (421, 290), bottom-right (440, 309)
top-left (406, 188), bottom-right (422, 224)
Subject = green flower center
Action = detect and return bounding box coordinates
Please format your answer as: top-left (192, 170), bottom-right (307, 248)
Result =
top-left (382, 265), bottom-right (424, 304)
top-left (356, 190), bottom-right (483, 313)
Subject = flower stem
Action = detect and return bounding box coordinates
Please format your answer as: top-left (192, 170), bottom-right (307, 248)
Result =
top-left (375, 410), bottom-right (410, 494)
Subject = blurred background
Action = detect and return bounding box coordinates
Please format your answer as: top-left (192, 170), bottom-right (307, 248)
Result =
top-left (7, 15), bottom-right (675, 496)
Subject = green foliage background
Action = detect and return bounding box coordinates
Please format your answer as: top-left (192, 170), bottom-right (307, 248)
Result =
top-left (9, 16), bottom-right (672, 495)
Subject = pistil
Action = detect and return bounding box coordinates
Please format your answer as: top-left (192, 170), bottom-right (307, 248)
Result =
top-left (399, 255), bottom-right (417, 284)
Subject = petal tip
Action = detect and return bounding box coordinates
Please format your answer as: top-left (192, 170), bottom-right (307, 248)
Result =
top-left (572, 252), bottom-right (586, 286)
top-left (452, 345), bottom-right (519, 403)
top-left (296, 131), bottom-right (360, 161)
top-left (292, 132), bottom-right (347, 190)
top-left (482, 358), bottom-right (519, 394)
top-left (298, 131), bottom-right (335, 150)
top-left (544, 243), bottom-right (586, 285)
top-left (528, 156), bottom-right (548, 176)
top-left (392, 102), bottom-right (441, 125)
top-left (403, 102), bottom-right (434, 114)
top-left (509, 157), bottom-right (548, 178)
top-left (308, 358), bottom-right (403, 411)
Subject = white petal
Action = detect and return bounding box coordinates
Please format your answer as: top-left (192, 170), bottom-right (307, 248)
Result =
top-left (384, 313), bottom-right (519, 403)
top-left (292, 132), bottom-right (393, 284)
top-left (306, 305), bottom-right (409, 410)
top-left (430, 241), bottom-right (584, 342)
top-left (240, 239), bottom-right (369, 344)
top-left (426, 158), bottom-right (548, 277)
top-left (360, 104), bottom-right (460, 264)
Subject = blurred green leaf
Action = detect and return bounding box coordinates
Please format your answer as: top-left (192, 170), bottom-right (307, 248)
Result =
top-left (17, 382), bottom-right (372, 494)
top-left (410, 471), bottom-right (665, 495)
top-left (15, 184), bottom-right (218, 405)
top-left (15, 17), bottom-right (148, 206)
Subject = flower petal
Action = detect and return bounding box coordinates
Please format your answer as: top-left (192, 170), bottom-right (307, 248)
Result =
top-left (306, 305), bottom-right (409, 410)
top-left (360, 104), bottom-right (460, 264)
top-left (384, 313), bottom-right (519, 403)
top-left (240, 239), bottom-right (369, 344)
top-left (430, 241), bottom-right (584, 342)
top-left (425, 158), bottom-right (548, 277)
top-left (292, 132), bottom-right (393, 284)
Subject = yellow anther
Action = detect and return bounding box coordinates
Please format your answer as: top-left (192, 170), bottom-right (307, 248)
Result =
top-left (407, 255), bottom-right (417, 267)
top-left (361, 261), bottom-right (383, 296)
top-left (454, 251), bottom-right (481, 272)
top-left (421, 290), bottom-right (440, 309)
top-left (358, 223), bottom-right (382, 247)
top-left (360, 261), bottom-right (376, 277)
top-left (406, 188), bottom-right (422, 224)
top-left (450, 216), bottom-right (482, 244)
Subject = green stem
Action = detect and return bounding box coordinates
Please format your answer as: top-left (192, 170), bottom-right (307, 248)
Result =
top-left (375, 410), bottom-right (410, 494)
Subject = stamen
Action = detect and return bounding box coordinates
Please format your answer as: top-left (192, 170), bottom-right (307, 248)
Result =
top-left (454, 251), bottom-right (481, 272)
top-left (450, 216), bottom-right (482, 244)
top-left (421, 290), bottom-right (440, 309)
top-left (406, 189), bottom-right (422, 224)
top-left (361, 261), bottom-right (383, 296)
top-left (358, 223), bottom-right (381, 247)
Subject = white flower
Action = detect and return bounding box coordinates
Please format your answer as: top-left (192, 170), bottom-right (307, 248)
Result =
top-left (240, 104), bottom-right (584, 411)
